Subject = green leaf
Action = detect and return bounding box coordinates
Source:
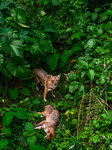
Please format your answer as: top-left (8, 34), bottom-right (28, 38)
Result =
top-left (2, 31), bottom-right (24, 58)
top-left (9, 88), bottom-right (18, 100)
top-left (0, 63), bottom-right (12, 78)
top-left (46, 51), bottom-right (58, 70)
top-left (41, 21), bottom-right (57, 33)
top-left (11, 8), bottom-right (26, 24)
top-left (14, 108), bottom-right (29, 119)
top-left (22, 88), bottom-right (31, 96)
top-left (0, 140), bottom-right (9, 150)
top-left (25, 122), bottom-right (34, 131)
top-left (106, 110), bottom-right (112, 119)
top-left (70, 43), bottom-right (82, 53)
top-left (17, 147), bottom-right (24, 150)
top-left (32, 100), bottom-right (40, 104)
top-left (85, 38), bottom-right (97, 49)
top-left (78, 84), bottom-right (84, 92)
top-left (87, 69), bottom-right (95, 81)
top-left (3, 111), bottom-right (13, 127)
top-left (0, 54), bottom-right (4, 66)
top-left (69, 81), bottom-right (78, 93)
top-left (6, 56), bottom-right (32, 79)
top-left (83, 11), bottom-right (91, 18)
top-left (95, 7), bottom-right (101, 12)
top-left (29, 145), bottom-right (47, 150)
top-left (92, 12), bottom-right (98, 21)
top-left (52, 0), bottom-right (60, 6)
top-left (27, 136), bottom-right (36, 146)
top-left (2, 127), bottom-right (11, 136)
top-left (65, 94), bottom-right (71, 99)
top-left (23, 131), bottom-right (36, 137)
top-left (68, 73), bottom-right (76, 80)
top-left (78, 60), bottom-right (88, 68)
top-left (99, 73), bottom-right (106, 85)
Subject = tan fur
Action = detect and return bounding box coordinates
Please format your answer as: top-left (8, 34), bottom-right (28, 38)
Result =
top-left (34, 105), bottom-right (59, 141)
top-left (33, 68), bottom-right (61, 102)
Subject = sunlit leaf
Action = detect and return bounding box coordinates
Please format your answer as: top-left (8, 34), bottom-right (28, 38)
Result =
top-left (85, 38), bottom-right (97, 49)
top-left (87, 69), bottom-right (95, 81)
top-left (14, 108), bottom-right (29, 119)
top-left (6, 57), bottom-right (32, 79)
top-left (0, 140), bottom-right (9, 150)
top-left (3, 111), bottom-right (13, 127)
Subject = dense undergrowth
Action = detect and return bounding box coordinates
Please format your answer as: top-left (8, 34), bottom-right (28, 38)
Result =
top-left (0, 0), bottom-right (112, 149)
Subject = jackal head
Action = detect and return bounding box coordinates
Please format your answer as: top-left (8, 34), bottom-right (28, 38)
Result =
top-left (50, 74), bottom-right (61, 87)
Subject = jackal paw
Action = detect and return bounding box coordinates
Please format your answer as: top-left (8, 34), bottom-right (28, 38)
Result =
top-left (52, 94), bottom-right (55, 98)
top-left (44, 99), bottom-right (47, 102)
top-left (36, 86), bottom-right (39, 91)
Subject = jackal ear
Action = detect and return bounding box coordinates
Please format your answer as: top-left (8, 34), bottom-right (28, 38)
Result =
top-left (58, 74), bottom-right (61, 78)
top-left (50, 75), bottom-right (52, 78)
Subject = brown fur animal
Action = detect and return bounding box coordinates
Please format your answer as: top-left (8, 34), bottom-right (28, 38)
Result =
top-left (34, 105), bottom-right (59, 141)
top-left (33, 68), bottom-right (61, 102)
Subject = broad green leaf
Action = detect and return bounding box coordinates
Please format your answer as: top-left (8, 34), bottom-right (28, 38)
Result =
top-left (69, 81), bottom-right (78, 93)
top-left (14, 108), bottom-right (29, 119)
top-left (41, 21), bottom-right (57, 33)
top-left (95, 7), bottom-right (101, 12)
top-left (99, 73), bottom-right (106, 85)
top-left (87, 69), bottom-right (95, 81)
top-left (52, 0), bottom-right (60, 6)
top-left (2, 127), bottom-right (11, 136)
top-left (106, 110), bottom-right (112, 119)
top-left (2, 31), bottom-right (23, 58)
top-left (23, 131), bottom-right (36, 137)
top-left (27, 136), bottom-right (36, 146)
top-left (65, 94), bottom-right (71, 99)
top-left (0, 140), bottom-right (9, 150)
top-left (70, 43), bottom-right (82, 53)
top-left (85, 38), bottom-right (97, 49)
top-left (68, 73), bottom-right (76, 80)
top-left (25, 122), bottom-right (34, 131)
top-left (83, 11), bottom-right (91, 18)
top-left (29, 145), bottom-right (47, 150)
top-left (22, 88), bottom-right (30, 96)
top-left (6, 56), bottom-right (32, 79)
top-left (9, 88), bottom-right (18, 100)
top-left (78, 84), bottom-right (84, 92)
top-left (46, 51), bottom-right (58, 70)
top-left (32, 100), bottom-right (40, 104)
top-left (92, 12), bottom-right (98, 21)
top-left (17, 147), bottom-right (24, 150)
top-left (99, 14), bottom-right (108, 21)
top-left (78, 60), bottom-right (88, 68)
top-left (0, 54), bottom-right (4, 66)
top-left (104, 10), bottom-right (112, 15)
top-left (0, 63), bottom-right (12, 78)
top-left (11, 8), bottom-right (26, 24)
top-left (3, 111), bottom-right (13, 127)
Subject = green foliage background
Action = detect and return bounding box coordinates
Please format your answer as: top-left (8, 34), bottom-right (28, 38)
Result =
top-left (0, 0), bottom-right (112, 150)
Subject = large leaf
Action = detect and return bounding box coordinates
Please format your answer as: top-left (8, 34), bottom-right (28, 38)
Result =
top-left (27, 136), bottom-right (36, 146)
top-left (0, 140), bottom-right (9, 150)
top-left (2, 127), bottom-right (11, 136)
top-left (83, 11), bottom-right (91, 18)
top-left (99, 73), bottom-right (106, 85)
top-left (6, 56), bottom-right (32, 79)
top-left (84, 38), bottom-right (97, 49)
top-left (9, 88), bottom-right (18, 100)
top-left (46, 51), bottom-right (58, 70)
top-left (70, 43), bottom-right (82, 53)
top-left (22, 88), bottom-right (31, 96)
top-left (0, 62), bottom-right (12, 78)
top-left (11, 8), bottom-right (26, 24)
top-left (69, 81), bottom-right (78, 93)
top-left (25, 122), bottom-right (34, 131)
top-left (92, 12), bottom-right (98, 21)
top-left (41, 21), bottom-right (57, 33)
top-left (78, 60), bottom-right (88, 68)
top-left (87, 69), bottom-right (95, 81)
top-left (2, 31), bottom-right (24, 58)
top-left (3, 111), bottom-right (13, 127)
top-left (52, 0), bottom-right (60, 6)
top-left (29, 145), bottom-right (47, 150)
top-left (14, 108), bottom-right (29, 119)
